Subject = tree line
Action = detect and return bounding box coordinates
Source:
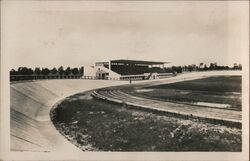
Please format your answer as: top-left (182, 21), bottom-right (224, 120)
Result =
top-left (10, 66), bottom-right (84, 76)
top-left (165, 62), bottom-right (242, 74)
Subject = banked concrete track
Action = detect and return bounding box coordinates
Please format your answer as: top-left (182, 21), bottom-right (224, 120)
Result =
top-left (92, 89), bottom-right (241, 126)
top-left (11, 79), bottom-right (126, 152)
top-left (10, 71), bottom-right (242, 152)
top-left (92, 71), bottom-right (242, 127)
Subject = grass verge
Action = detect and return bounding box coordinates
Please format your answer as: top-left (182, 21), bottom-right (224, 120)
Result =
top-left (51, 92), bottom-right (242, 151)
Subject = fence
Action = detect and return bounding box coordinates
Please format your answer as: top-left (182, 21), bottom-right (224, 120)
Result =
top-left (10, 74), bottom-right (82, 81)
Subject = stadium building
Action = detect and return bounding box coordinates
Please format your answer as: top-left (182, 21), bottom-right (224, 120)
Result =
top-left (83, 59), bottom-right (172, 80)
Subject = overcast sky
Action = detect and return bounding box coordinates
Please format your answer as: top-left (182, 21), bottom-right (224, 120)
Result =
top-left (2, 1), bottom-right (248, 69)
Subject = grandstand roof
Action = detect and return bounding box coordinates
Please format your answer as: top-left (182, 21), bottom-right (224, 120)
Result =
top-left (111, 59), bottom-right (170, 65)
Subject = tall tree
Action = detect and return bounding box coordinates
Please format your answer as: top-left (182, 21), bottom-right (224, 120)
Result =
top-left (10, 69), bottom-right (18, 75)
top-left (79, 66), bottom-right (84, 75)
top-left (204, 64), bottom-right (208, 70)
top-left (41, 68), bottom-right (50, 75)
top-left (238, 64), bottom-right (242, 70)
top-left (65, 67), bottom-right (71, 75)
top-left (58, 66), bottom-right (64, 75)
top-left (34, 67), bottom-right (41, 75)
top-left (51, 67), bottom-right (58, 74)
top-left (71, 68), bottom-right (79, 75)
top-left (27, 68), bottom-right (34, 75)
top-left (209, 63), bottom-right (215, 70)
top-left (17, 67), bottom-right (33, 75)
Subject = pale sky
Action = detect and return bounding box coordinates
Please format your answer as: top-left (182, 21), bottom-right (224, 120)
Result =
top-left (2, 1), bottom-right (249, 69)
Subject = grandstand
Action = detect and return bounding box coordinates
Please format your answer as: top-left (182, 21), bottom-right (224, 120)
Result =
top-left (84, 59), bottom-right (172, 80)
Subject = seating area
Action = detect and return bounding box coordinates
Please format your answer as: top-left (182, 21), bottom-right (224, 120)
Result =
top-left (111, 66), bottom-right (166, 76)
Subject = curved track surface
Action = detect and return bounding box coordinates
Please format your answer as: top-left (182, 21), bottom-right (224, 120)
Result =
top-left (10, 71), bottom-right (242, 152)
top-left (93, 89), bottom-right (241, 124)
top-left (11, 79), bottom-right (126, 152)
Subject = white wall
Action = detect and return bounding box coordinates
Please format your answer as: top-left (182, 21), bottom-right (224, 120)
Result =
top-left (83, 66), bottom-right (97, 77)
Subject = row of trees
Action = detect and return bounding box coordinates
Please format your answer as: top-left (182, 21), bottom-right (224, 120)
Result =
top-left (165, 63), bottom-right (242, 74)
top-left (10, 66), bottom-right (84, 76)
top-left (10, 62), bottom-right (242, 76)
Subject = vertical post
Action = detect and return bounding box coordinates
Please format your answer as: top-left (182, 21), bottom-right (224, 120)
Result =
top-left (109, 60), bottom-right (111, 78)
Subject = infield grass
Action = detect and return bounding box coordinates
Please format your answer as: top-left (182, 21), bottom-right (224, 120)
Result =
top-left (52, 92), bottom-right (241, 151)
top-left (124, 76), bottom-right (241, 110)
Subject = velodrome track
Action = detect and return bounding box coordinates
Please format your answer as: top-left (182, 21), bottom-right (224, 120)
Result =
top-left (11, 80), bottom-right (126, 152)
top-left (92, 89), bottom-right (241, 125)
top-left (10, 71), bottom-right (242, 152)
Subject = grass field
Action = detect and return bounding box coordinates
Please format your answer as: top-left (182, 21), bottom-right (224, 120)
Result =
top-left (51, 92), bottom-right (242, 151)
top-left (124, 76), bottom-right (241, 110)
